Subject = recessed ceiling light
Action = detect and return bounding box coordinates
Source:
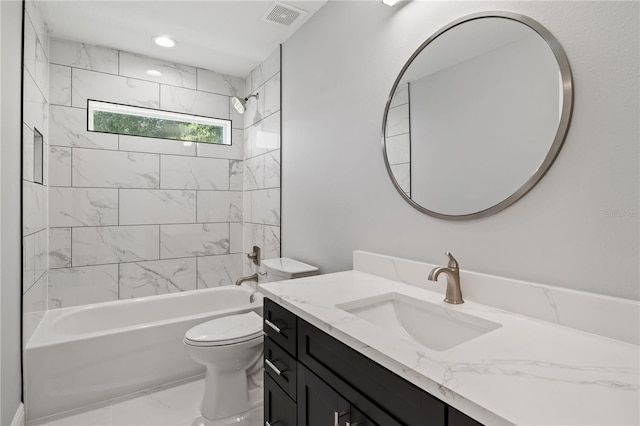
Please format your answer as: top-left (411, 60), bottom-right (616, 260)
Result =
top-left (146, 69), bottom-right (162, 77)
top-left (153, 36), bottom-right (176, 48)
top-left (382, 0), bottom-right (401, 6)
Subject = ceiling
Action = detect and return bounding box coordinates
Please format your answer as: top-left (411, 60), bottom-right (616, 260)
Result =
top-left (40, 0), bottom-right (327, 77)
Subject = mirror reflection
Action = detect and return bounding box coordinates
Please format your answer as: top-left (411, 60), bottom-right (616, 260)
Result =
top-left (384, 14), bottom-right (572, 219)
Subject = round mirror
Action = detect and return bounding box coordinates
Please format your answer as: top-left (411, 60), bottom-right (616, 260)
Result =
top-left (382, 12), bottom-right (573, 220)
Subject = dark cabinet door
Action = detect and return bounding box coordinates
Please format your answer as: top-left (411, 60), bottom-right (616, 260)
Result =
top-left (298, 363), bottom-right (350, 426)
top-left (265, 373), bottom-right (296, 426)
top-left (348, 406), bottom-right (378, 426)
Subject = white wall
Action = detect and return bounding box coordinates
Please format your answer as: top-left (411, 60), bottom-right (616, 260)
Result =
top-left (1, 0), bottom-right (25, 423)
top-left (282, 1), bottom-right (639, 300)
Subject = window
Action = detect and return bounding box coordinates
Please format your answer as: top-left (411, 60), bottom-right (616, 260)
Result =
top-left (87, 100), bottom-right (232, 145)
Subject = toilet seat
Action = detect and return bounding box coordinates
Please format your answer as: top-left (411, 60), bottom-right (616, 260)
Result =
top-left (184, 311), bottom-right (263, 347)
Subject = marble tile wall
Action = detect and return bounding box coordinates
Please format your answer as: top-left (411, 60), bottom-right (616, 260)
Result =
top-left (47, 38), bottom-right (247, 308)
top-left (23, 0), bottom-right (50, 345)
top-left (385, 83), bottom-right (411, 197)
top-left (242, 47), bottom-right (282, 279)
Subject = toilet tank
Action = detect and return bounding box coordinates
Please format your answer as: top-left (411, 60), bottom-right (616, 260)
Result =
top-left (262, 258), bottom-right (319, 282)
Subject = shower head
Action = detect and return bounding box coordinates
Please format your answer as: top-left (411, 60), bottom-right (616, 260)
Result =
top-left (231, 93), bottom-right (259, 114)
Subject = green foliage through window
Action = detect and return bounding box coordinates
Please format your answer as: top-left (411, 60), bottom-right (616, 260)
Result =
top-left (88, 101), bottom-right (231, 145)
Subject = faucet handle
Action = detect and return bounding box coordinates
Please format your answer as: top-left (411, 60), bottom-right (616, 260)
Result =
top-left (445, 251), bottom-right (459, 269)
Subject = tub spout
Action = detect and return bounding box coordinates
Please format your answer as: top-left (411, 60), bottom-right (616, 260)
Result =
top-left (235, 273), bottom-right (259, 286)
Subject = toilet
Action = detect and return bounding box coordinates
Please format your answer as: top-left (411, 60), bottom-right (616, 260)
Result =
top-left (184, 258), bottom-right (318, 421)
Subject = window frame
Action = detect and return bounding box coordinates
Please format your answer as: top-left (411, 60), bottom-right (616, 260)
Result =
top-left (87, 99), bottom-right (233, 145)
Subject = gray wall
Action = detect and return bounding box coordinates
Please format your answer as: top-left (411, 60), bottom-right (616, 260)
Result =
top-left (1, 0), bottom-right (25, 423)
top-left (281, 1), bottom-right (639, 300)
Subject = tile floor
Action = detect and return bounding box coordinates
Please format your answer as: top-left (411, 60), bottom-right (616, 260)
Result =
top-left (28, 378), bottom-right (263, 426)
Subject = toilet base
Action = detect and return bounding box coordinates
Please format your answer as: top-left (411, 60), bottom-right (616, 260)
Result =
top-left (200, 356), bottom-right (263, 421)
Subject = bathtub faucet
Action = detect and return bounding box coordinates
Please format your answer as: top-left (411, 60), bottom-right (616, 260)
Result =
top-left (235, 273), bottom-right (259, 286)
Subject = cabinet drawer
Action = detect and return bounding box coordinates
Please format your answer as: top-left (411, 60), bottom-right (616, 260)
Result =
top-left (264, 298), bottom-right (297, 355)
top-left (265, 337), bottom-right (297, 400)
top-left (265, 373), bottom-right (296, 426)
top-left (298, 319), bottom-right (446, 426)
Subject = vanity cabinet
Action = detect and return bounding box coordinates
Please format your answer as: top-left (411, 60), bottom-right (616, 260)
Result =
top-left (263, 298), bottom-right (482, 426)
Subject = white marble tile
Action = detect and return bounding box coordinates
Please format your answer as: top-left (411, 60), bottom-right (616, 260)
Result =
top-left (23, 14), bottom-right (37, 80)
top-left (264, 150), bottom-right (280, 189)
top-left (244, 87), bottom-right (265, 128)
top-left (196, 191), bottom-right (242, 223)
top-left (196, 254), bottom-right (243, 288)
top-left (251, 47), bottom-right (280, 93)
top-left (23, 72), bottom-right (47, 137)
top-left (119, 258), bottom-right (197, 298)
top-left (119, 135), bottom-right (196, 156)
top-left (243, 125), bottom-right (253, 159)
top-left (72, 69), bottom-right (159, 109)
top-left (73, 149), bottom-right (160, 188)
top-left (49, 64), bottom-right (72, 106)
top-left (195, 129), bottom-right (243, 160)
top-left (49, 187), bottom-right (118, 227)
top-left (244, 155), bottom-right (264, 191)
top-left (264, 73), bottom-right (280, 117)
top-left (35, 39), bottom-right (49, 102)
top-left (390, 163), bottom-right (411, 193)
top-left (49, 146), bottom-right (72, 187)
top-left (23, 124), bottom-right (35, 182)
top-left (49, 228), bottom-right (72, 269)
top-left (119, 189), bottom-right (196, 225)
top-left (390, 82), bottom-right (409, 108)
top-left (385, 134), bottom-right (411, 165)
top-left (23, 181), bottom-right (47, 236)
top-left (159, 85), bottom-right (229, 119)
top-left (35, 228), bottom-right (48, 281)
top-left (42, 141), bottom-right (49, 187)
top-left (50, 105), bottom-right (118, 150)
top-left (251, 189), bottom-right (280, 226)
top-left (196, 69), bottom-right (243, 97)
top-left (50, 38), bottom-right (119, 74)
top-left (119, 52), bottom-right (196, 89)
top-left (160, 223), bottom-right (229, 259)
top-left (243, 189), bottom-right (252, 224)
top-left (72, 225), bottom-right (160, 267)
top-left (244, 74), bottom-right (252, 98)
top-left (264, 226), bottom-right (281, 260)
top-left (251, 111), bottom-right (280, 156)
top-left (23, 234), bottom-right (36, 291)
top-left (230, 223), bottom-right (243, 254)
top-left (24, 271), bottom-right (47, 313)
top-left (160, 156), bottom-right (228, 190)
top-left (25, 1), bottom-right (48, 53)
top-left (48, 264), bottom-right (119, 309)
top-left (229, 159), bottom-right (243, 191)
top-left (386, 103), bottom-right (410, 137)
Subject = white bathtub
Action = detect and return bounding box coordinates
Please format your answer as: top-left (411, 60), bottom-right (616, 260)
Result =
top-left (25, 285), bottom-right (262, 422)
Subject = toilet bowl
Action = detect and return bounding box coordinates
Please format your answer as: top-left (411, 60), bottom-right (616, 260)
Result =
top-left (184, 311), bottom-right (264, 421)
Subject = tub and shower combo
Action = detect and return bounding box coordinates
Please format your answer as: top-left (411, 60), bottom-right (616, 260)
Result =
top-left (25, 285), bottom-right (262, 421)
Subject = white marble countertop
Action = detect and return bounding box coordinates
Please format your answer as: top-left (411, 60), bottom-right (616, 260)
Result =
top-left (259, 271), bottom-right (639, 426)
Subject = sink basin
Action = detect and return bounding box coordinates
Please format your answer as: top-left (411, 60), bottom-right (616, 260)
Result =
top-left (336, 293), bottom-right (501, 351)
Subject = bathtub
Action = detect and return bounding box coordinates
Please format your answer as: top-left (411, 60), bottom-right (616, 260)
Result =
top-left (24, 285), bottom-right (262, 422)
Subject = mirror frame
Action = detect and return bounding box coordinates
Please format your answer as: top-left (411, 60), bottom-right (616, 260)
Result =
top-left (382, 11), bottom-right (573, 221)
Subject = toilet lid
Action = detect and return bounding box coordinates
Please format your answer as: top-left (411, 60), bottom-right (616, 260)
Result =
top-left (184, 311), bottom-right (263, 347)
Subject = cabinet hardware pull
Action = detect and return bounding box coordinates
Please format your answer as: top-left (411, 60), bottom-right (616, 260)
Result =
top-left (265, 319), bottom-right (281, 333)
top-left (265, 358), bottom-right (282, 376)
top-left (334, 411), bottom-right (348, 426)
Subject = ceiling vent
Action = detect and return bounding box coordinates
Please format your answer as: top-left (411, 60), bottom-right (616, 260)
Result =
top-left (261, 1), bottom-right (307, 27)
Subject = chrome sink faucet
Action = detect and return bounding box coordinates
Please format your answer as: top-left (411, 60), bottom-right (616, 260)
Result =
top-left (428, 251), bottom-right (464, 304)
